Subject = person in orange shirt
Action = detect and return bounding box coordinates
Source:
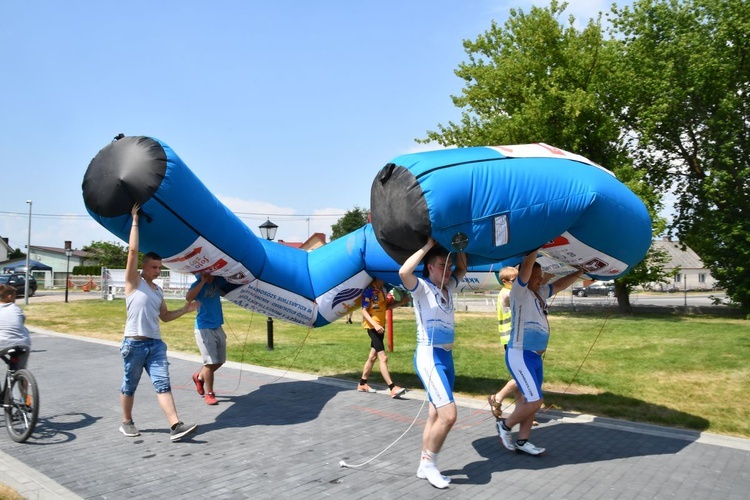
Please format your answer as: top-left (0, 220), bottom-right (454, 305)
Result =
top-left (357, 277), bottom-right (409, 397)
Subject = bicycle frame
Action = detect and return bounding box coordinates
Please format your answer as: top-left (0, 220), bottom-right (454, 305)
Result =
top-left (0, 347), bottom-right (39, 443)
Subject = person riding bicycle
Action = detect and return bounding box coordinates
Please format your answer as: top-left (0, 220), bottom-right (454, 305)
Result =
top-left (0, 284), bottom-right (31, 369)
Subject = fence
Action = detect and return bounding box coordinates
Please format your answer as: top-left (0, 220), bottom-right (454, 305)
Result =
top-left (35, 272), bottom-right (100, 291)
top-left (101, 269), bottom-right (194, 299)
top-left (32, 268), bottom-right (195, 298)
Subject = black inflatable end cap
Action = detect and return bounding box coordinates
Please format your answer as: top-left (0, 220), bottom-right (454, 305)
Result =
top-left (369, 163), bottom-right (431, 264)
top-left (82, 136), bottom-right (168, 218)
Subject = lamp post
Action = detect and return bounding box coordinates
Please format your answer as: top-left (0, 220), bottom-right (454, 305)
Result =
top-left (24, 201), bottom-right (32, 306)
top-left (64, 241), bottom-right (72, 303)
top-left (259, 219), bottom-right (278, 351)
top-left (683, 272), bottom-right (688, 312)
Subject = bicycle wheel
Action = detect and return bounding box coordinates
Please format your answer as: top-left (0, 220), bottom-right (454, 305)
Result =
top-left (5, 369), bottom-right (39, 443)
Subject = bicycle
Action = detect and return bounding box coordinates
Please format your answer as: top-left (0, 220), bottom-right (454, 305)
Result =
top-left (0, 347), bottom-right (39, 442)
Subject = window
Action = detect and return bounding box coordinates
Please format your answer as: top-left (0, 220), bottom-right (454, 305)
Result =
top-left (674, 274), bottom-right (682, 283)
top-left (699, 274), bottom-right (706, 283)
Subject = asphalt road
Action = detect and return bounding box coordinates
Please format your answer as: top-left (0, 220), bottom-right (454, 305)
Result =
top-left (563, 291), bottom-right (727, 308)
top-left (4, 330), bottom-right (750, 499)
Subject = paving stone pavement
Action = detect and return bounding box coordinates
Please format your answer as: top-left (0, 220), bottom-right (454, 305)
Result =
top-left (1, 328), bottom-right (749, 499)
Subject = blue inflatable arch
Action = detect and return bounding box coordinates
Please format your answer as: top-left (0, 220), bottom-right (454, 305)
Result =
top-left (82, 137), bottom-right (651, 327)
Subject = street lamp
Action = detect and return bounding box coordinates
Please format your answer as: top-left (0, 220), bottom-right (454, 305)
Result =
top-left (259, 218), bottom-right (278, 241)
top-left (24, 201), bottom-right (32, 306)
top-left (64, 241), bottom-right (73, 303)
top-left (259, 219), bottom-right (279, 351)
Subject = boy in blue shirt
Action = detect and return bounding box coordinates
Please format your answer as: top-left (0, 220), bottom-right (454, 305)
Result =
top-left (186, 272), bottom-right (227, 406)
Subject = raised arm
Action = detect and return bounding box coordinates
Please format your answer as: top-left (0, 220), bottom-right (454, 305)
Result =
top-left (185, 273), bottom-right (208, 302)
top-left (551, 269), bottom-right (586, 295)
top-left (518, 248), bottom-right (540, 284)
top-left (452, 251), bottom-right (468, 284)
top-left (124, 203), bottom-right (142, 295)
top-left (399, 237), bottom-right (436, 291)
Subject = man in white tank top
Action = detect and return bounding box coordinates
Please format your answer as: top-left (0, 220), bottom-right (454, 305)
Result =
top-left (119, 203), bottom-right (200, 442)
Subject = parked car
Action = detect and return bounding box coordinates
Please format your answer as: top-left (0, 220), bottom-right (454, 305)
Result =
top-left (571, 281), bottom-right (615, 297)
top-left (0, 273), bottom-right (37, 297)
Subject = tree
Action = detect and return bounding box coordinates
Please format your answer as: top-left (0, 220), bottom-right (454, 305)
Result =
top-left (7, 248), bottom-right (25, 260)
top-left (611, 166), bottom-right (674, 312)
top-left (611, 0), bottom-right (750, 312)
top-left (420, 0), bottom-right (667, 310)
top-left (422, 1), bottom-right (628, 168)
top-left (82, 241), bottom-right (128, 268)
top-left (330, 207), bottom-right (369, 241)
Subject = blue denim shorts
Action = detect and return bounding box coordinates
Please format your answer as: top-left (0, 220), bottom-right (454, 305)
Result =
top-left (120, 338), bottom-right (171, 396)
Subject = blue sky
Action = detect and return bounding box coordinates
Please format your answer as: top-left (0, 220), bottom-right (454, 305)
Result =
top-left (0, 0), bottom-right (627, 253)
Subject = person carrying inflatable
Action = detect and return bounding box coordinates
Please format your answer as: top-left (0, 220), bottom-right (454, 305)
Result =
top-left (399, 237), bottom-right (467, 489)
top-left (496, 249), bottom-right (584, 455)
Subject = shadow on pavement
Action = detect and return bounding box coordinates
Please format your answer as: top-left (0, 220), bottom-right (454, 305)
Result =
top-left (443, 421), bottom-right (695, 485)
top-left (545, 391), bottom-right (709, 431)
top-left (23, 412), bottom-right (102, 446)
top-left (199, 379), bottom-right (346, 433)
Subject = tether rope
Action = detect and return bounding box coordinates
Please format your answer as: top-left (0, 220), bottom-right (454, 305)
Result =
top-left (176, 286), bottom-right (317, 393)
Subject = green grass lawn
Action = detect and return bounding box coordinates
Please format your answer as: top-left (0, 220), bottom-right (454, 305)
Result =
top-left (24, 299), bottom-right (750, 437)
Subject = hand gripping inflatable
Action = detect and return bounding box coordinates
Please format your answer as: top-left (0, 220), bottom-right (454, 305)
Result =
top-left (370, 144), bottom-right (652, 280)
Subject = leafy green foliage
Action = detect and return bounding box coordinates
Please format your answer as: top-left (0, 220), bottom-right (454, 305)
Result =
top-left (613, 165), bottom-right (674, 311)
top-left (82, 241), bottom-right (128, 268)
top-left (420, 0), bottom-right (666, 307)
top-left (72, 265), bottom-right (103, 276)
top-left (7, 248), bottom-right (25, 260)
top-left (330, 206), bottom-right (369, 241)
top-left (611, 0), bottom-right (750, 311)
top-left (423, 1), bottom-right (627, 166)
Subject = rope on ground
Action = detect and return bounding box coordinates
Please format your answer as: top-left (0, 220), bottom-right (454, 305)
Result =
top-left (539, 306), bottom-right (613, 415)
top-left (340, 395), bottom-right (429, 469)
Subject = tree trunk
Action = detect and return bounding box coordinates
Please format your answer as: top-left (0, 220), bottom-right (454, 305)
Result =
top-left (615, 281), bottom-right (632, 314)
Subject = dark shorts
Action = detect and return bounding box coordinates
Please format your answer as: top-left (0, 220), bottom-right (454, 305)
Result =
top-left (367, 329), bottom-right (386, 353)
top-left (0, 347), bottom-right (29, 370)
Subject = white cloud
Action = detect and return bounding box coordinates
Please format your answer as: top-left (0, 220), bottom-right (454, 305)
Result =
top-left (217, 195), bottom-right (345, 244)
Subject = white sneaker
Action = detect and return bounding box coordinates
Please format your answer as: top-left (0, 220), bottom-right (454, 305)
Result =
top-left (515, 441), bottom-right (545, 456)
top-left (496, 419), bottom-right (516, 451)
top-left (416, 466), bottom-right (451, 484)
top-left (417, 463), bottom-right (450, 489)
